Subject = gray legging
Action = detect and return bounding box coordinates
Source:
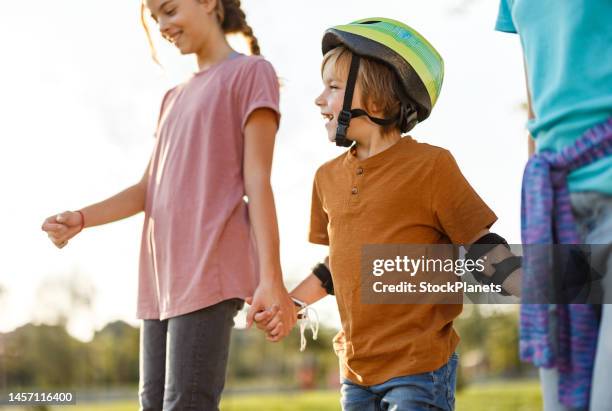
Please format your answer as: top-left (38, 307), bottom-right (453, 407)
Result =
top-left (138, 298), bottom-right (244, 411)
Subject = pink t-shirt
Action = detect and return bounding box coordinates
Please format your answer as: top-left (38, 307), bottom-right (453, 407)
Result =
top-left (137, 54), bottom-right (280, 320)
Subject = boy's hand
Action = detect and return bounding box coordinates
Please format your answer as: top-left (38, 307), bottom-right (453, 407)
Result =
top-left (41, 211), bottom-right (83, 249)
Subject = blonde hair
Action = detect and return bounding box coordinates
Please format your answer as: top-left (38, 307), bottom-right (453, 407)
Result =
top-left (322, 46), bottom-right (402, 134)
top-left (140, 0), bottom-right (260, 65)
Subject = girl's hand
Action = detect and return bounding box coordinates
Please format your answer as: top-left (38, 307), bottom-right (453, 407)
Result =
top-left (245, 279), bottom-right (297, 340)
top-left (258, 302), bottom-right (302, 342)
top-left (249, 303), bottom-right (286, 342)
top-left (41, 211), bottom-right (84, 249)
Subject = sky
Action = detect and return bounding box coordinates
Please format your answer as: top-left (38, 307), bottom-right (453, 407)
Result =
top-left (0, 0), bottom-right (526, 341)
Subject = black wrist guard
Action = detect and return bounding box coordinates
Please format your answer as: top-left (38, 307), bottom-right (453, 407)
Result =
top-left (465, 233), bottom-right (520, 296)
top-left (312, 262), bottom-right (334, 295)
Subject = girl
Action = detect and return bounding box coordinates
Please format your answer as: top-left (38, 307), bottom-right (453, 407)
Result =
top-left (41, 0), bottom-right (295, 409)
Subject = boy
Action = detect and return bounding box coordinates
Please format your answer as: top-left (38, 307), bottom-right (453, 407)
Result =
top-left (252, 18), bottom-right (521, 410)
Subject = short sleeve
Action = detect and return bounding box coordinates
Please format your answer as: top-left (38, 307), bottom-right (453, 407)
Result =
top-left (431, 150), bottom-right (497, 244)
top-left (238, 58), bottom-right (281, 133)
top-left (308, 174), bottom-right (330, 245)
top-left (495, 0), bottom-right (517, 33)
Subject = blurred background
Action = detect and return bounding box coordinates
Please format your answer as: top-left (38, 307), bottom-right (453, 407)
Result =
top-left (0, 0), bottom-right (539, 409)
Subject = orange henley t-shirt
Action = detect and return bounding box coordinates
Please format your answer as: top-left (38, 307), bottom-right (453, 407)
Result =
top-left (309, 136), bottom-right (497, 385)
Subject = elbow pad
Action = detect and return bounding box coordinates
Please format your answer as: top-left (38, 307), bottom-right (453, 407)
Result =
top-left (465, 233), bottom-right (521, 296)
top-left (312, 263), bottom-right (334, 295)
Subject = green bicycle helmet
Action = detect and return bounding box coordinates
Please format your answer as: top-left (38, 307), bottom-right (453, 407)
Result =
top-left (322, 17), bottom-right (444, 146)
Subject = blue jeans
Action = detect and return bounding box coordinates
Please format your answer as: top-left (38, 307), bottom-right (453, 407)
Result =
top-left (138, 298), bottom-right (244, 411)
top-left (341, 352), bottom-right (459, 411)
top-left (540, 192), bottom-right (612, 411)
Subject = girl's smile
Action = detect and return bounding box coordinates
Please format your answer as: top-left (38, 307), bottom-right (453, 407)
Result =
top-left (147, 0), bottom-right (218, 56)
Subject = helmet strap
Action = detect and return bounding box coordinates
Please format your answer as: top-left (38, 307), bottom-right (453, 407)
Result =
top-left (350, 109), bottom-right (399, 126)
top-left (335, 54), bottom-right (361, 147)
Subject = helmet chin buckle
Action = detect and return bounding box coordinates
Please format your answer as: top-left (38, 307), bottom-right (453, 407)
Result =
top-left (335, 110), bottom-right (353, 147)
top-left (334, 135), bottom-right (353, 147)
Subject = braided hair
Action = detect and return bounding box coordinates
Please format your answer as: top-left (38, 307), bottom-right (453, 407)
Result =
top-left (216, 0), bottom-right (260, 56)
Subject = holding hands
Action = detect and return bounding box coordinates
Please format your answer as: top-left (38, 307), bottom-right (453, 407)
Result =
top-left (245, 278), bottom-right (298, 342)
top-left (247, 266), bottom-right (331, 347)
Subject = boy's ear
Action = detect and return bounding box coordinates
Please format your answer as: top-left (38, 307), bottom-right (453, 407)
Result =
top-left (364, 98), bottom-right (383, 117)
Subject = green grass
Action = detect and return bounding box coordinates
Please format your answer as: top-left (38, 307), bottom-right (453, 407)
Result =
top-left (222, 391), bottom-right (340, 411)
top-left (456, 380), bottom-right (542, 411)
top-left (0, 380), bottom-right (541, 411)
